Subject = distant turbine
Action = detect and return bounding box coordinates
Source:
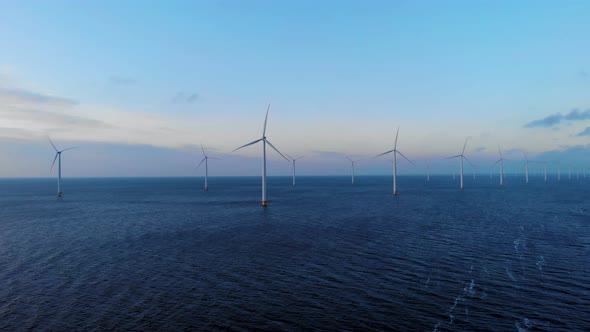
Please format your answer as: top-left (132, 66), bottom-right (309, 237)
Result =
top-left (286, 154), bottom-right (304, 187)
top-left (346, 156), bottom-right (361, 184)
top-left (569, 166), bottom-right (572, 180)
top-left (544, 163), bottom-right (548, 183)
top-left (521, 152), bottom-right (531, 184)
top-left (493, 147), bottom-right (508, 187)
top-left (558, 164), bottom-right (561, 181)
top-left (197, 145), bottom-right (219, 191)
top-left (447, 137), bottom-right (473, 190)
top-left (426, 161), bottom-right (431, 182)
top-left (452, 169), bottom-right (456, 181)
top-left (48, 138), bottom-right (77, 197)
top-left (233, 104), bottom-right (289, 206)
top-left (374, 127), bottom-right (415, 195)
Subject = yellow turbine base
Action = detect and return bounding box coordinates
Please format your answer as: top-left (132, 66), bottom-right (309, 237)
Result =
top-left (57, 192), bottom-right (63, 197)
top-left (460, 187), bottom-right (464, 190)
top-left (262, 201), bottom-right (268, 207)
top-left (205, 187), bottom-right (208, 191)
top-left (393, 191), bottom-right (398, 196)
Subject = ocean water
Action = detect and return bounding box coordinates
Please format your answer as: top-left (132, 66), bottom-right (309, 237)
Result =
top-left (0, 175), bottom-right (589, 331)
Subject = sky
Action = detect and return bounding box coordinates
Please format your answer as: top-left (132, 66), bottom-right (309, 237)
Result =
top-left (1, 0), bottom-right (589, 177)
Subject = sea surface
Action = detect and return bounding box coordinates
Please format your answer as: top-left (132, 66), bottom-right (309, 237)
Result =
top-left (0, 175), bottom-right (589, 331)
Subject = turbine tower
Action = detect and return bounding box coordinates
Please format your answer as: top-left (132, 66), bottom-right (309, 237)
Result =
top-left (197, 145), bottom-right (219, 191)
top-left (374, 127), bottom-right (414, 195)
top-left (493, 147), bottom-right (508, 187)
top-left (48, 138), bottom-right (77, 197)
top-left (233, 104), bottom-right (289, 206)
top-left (447, 137), bottom-right (473, 190)
top-left (522, 152), bottom-right (530, 184)
top-left (426, 161), bottom-right (431, 182)
top-left (286, 154), bottom-right (303, 188)
top-left (346, 156), bottom-right (361, 184)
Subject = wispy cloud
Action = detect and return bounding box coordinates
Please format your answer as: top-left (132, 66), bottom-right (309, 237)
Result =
top-left (0, 87), bottom-right (77, 107)
top-left (172, 92), bottom-right (199, 104)
top-left (524, 109), bottom-right (590, 128)
top-left (108, 76), bottom-right (137, 85)
top-left (576, 127), bottom-right (590, 136)
top-left (0, 84), bottom-right (200, 148)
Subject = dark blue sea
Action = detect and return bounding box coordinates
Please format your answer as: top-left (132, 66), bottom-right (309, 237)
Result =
top-left (0, 176), bottom-right (589, 331)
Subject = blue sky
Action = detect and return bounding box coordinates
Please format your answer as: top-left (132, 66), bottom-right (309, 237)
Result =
top-left (0, 0), bottom-right (589, 177)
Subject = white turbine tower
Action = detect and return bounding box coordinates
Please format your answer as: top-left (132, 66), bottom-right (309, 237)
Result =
top-left (447, 137), bottom-right (473, 190)
top-left (522, 152), bottom-right (530, 184)
top-left (48, 138), bottom-right (77, 197)
top-left (426, 161), bottom-right (431, 182)
top-left (493, 147), bottom-right (508, 187)
top-left (233, 104), bottom-right (289, 206)
top-left (346, 156), bottom-right (361, 184)
top-left (197, 145), bottom-right (219, 191)
top-left (374, 127), bottom-right (414, 195)
top-left (543, 162), bottom-right (548, 183)
top-left (286, 154), bottom-right (303, 188)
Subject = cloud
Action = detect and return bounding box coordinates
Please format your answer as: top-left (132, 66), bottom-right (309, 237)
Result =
top-left (108, 76), bottom-right (137, 85)
top-left (0, 83), bottom-right (202, 148)
top-left (576, 127), bottom-right (590, 137)
top-left (0, 87), bottom-right (77, 107)
top-left (172, 92), bottom-right (199, 103)
top-left (474, 147), bottom-right (486, 153)
top-left (579, 70), bottom-right (589, 79)
top-left (524, 109), bottom-right (590, 128)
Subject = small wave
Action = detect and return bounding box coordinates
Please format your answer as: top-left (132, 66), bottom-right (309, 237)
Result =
top-left (506, 267), bottom-right (516, 282)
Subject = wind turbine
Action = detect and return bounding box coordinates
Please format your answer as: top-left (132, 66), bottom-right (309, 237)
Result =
top-left (48, 138), bottom-right (77, 197)
top-left (375, 127), bottom-right (415, 195)
top-left (286, 154), bottom-right (303, 188)
top-left (197, 145), bottom-right (219, 191)
top-left (346, 156), bottom-right (361, 184)
top-left (447, 137), bottom-right (473, 190)
top-left (233, 104), bottom-right (289, 206)
top-left (426, 161), bottom-right (431, 182)
top-left (522, 152), bottom-right (530, 184)
top-left (493, 147), bottom-right (508, 187)
top-left (543, 162), bottom-right (548, 183)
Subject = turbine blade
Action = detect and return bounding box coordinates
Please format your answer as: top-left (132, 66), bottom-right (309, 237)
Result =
top-left (492, 159), bottom-right (501, 166)
top-left (394, 126), bottom-right (400, 150)
top-left (208, 157), bottom-right (221, 160)
top-left (446, 155), bottom-right (462, 159)
top-left (285, 153), bottom-right (294, 161)
top-left (265, 139), bottom-right (290, 161)
top-left (461, 136), bottom-right (470, 155)
top-left (233, 138), bottom-right (263, 152)
top-left (196, 157), bottom-right (206, 169)
top-left (396, 150), bottom-right (416, 166)
top-left (61, 147), bottom-right (77, 152)
top-left (262, 104), bottom-right (270, 137)
top-left (346, 156), bottom-right (353, 162)
top-left (201, 144), bottom-right (206, 156)
top-left (295, 155), bottom-right (304, 160)
top-left (463, 155), bottom-right (475, 168)
top-left (48, 137), bottom-right (58, 152)
top-left (374, 149), bottom-right (395, 158)
top-left (50, 153), bottom-right (58, 172)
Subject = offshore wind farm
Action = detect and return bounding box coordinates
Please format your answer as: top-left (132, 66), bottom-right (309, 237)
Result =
top-left (1, 1), bottom-right (590, 331)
